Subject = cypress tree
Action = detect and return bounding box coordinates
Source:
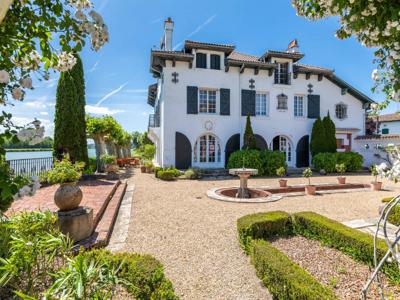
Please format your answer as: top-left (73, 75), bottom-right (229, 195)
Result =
top-left (243, 114), bottom-right (257, 150)
top-left (310, 117), bottom-right (327, 156)
top-left (322, 112), bottom-right (337, 153)
top-left (53, 55), bottom-right (88, 165)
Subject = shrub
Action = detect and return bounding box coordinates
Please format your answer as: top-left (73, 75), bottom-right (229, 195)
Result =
top-left (292, 211), bottom-right (400, 282)
top-left (312, 152), bottom-right (363, 173)
top-left (100, 154), bottom-right (116, 165)
top-left (166, 167), bottom-right (180, 177)
top-left (381, 197), bottom-right (400, 226)
top-left (154, 166), bottom-right (163, 178)
top-left (335, 163), bottom-right (346, 174)
top-left (227, 149), bottom-right (263, 175)
top-left (243, 115), bottom-right (257, 150)
top-left (84, 249), bottom-right (177, 300)
top-left (276, 166), bottom-right (286, 178)
top-left (237, 211), bottom-right (292, 252)
top-left (250, 239), bottom-right (337, 300)
top-left (260, 150), bottom-right (287, 176)
top-left (157, 170), bottom-right (176, 181)
top-left (184, 168), bottom-right (199, 179)
top-left (322, 113), bottom-right (337, 153)
top-left (46, 157), bottom-right (84, 184)
top-left (310, 117), bottom-right (327, 156)
top-left (143, 144), bottom-right (156, 161)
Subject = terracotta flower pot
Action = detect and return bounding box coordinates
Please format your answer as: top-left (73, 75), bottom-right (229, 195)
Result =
top-left (54, 182), bottom-right (83, 211)
top-left (371, 181), bottom-right (383, 191)
top-left (140, 166), bottom-right (146, 173)
top-left (146, 166), bottom-right (153, 173)
top-left (337, 176), bottom-right (346, 185)
top-left (279, 179), bottom-right (287, 188)
top-left (305, 185), bottom-right (316, 196)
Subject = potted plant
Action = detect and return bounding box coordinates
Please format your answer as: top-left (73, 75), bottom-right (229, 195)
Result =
top-left (303, 167), bottom-right (316, 195)
top-left (276, 166), bottom-right (287, 188)
top-left (140, 162), bottom-right (147, 173)
top-left (100, 154), bottom-right (118, 173)
top-left (336, 163), bottom-right (346, 184)
top-left (144, 161), bottom-right (154, 173)
top-left (370, 164), bottom-right (383, 191)
top-left (46, 158), bottom-right (84, 211)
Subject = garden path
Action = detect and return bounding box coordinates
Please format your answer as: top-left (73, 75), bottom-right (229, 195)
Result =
top-left (123, 171), bottom-right (399, 300)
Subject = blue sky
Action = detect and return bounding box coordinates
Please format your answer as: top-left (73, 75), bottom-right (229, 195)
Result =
top-left (7, 0), bottom-right (395, 137)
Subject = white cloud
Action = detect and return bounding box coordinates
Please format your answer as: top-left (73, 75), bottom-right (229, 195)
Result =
top-left (141, 111), bottom-right (148, 116)
top-left (85, 105), bottom-right (124, 115)
top-left (96, 82), bottom-right (129, 106)
top-left (11, 117), bottom-right (54, 136)
top-left (39, 111), bottom-right (49, 116)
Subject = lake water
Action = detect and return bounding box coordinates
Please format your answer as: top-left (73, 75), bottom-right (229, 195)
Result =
top-left (6, 149), bottom-right (96, 160)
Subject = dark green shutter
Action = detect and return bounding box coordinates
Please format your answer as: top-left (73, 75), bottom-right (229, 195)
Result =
top-left (241, 89), bottom-right (256, 116)
top-left (211, 54), bottom-right (220, 70)
top-left (196, 53), bottom-right (207, 68)
top-left (307, 95), bottom-right (320, 118)
top-left (187, 86), bottom-right (198, 114)
top-left (220, 88), bottom-right (230, 115)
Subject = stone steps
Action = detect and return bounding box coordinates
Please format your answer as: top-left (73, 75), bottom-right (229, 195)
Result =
top-left (198, 168), bottom-right (230, 178)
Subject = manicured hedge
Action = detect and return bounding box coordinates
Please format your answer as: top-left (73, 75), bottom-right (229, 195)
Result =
top-left (84, 249), bottom-right (177, 299)
top-left (155, 167), bottom-right (180, 181)
top-left (292, 211), bottom-right (400, 282)
top-left (237, 211), bottom-right (292, 252)
top-left (250, 239), bottom-right (337, 300)
top-left (227, 149), bottom-right (286, 176)
top-left (312, 152), bottom-right (363, 173)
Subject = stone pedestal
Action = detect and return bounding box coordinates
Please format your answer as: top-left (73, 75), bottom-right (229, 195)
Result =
top-left (58, 207), bottom-right (93, 242)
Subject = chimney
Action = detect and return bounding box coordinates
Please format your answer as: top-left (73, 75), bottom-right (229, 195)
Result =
top-left (162, 17), bottom-right (174, 51)
top-left (287, 39), bottom-right (300, 53)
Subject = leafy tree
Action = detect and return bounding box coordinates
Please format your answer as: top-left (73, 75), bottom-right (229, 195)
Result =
top-left (322, 112), bottom-right (337, 153)
top-left (243, 115), bottom-right (257, 150)
top-left (293, 0), bottom-right (400, 109)
top-left (310, 117), bottom-right (327, 156)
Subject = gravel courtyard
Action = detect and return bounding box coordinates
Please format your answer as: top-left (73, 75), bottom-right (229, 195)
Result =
top-left (123, 171), bottom-right (399, 300)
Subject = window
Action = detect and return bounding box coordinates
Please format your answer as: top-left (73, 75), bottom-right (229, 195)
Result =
top-left (194, 134), bottom-right (221, 163)
top-left (335, 103), bottom-right (347, 120)
top-left (382, 128), bottom-right (389, 134)
top-left (277, 93), bottom-right (288, 110)
top-left (336, 138), bottom-right (344, 148)
top-left (210, 54), bottom-right (221, 70)
top-left (196, 53), bottom-right (207, 68)
top-left (274, 62), bottom-right (290, 85)
top-left (199, 90), bottom-right (217, 113)
top-left (294, 95), bottom-right (304, 117)
top-left (256, 93), bottom-right (268, 116)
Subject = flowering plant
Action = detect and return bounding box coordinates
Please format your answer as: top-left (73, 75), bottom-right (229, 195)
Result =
top-left (302, 167), bottom-right (313, 185)
top-left (374, 144), bottom-right (400, 183)
top-left (46, 158), bottom-right (84, 184)
top-left (293, 0), bottom-right (400, 108)
top-left (335, 163), bottom-right (346, 175)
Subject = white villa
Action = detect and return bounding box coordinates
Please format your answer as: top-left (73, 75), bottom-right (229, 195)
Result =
top-left (147, 18), bottom-right (375, 169)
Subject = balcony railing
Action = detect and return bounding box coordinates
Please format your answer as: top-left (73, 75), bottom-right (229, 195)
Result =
top-left (7, 157), bottom-right (53, 177)
top-left (148, 114), bottom-right (160, 128)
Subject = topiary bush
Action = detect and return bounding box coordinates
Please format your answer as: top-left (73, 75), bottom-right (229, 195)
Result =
top-left (157, 169), bottom-right (177, 181)
top-left (184, 168), bottom-right (199, 179)
top-left (260, 150), bottom-right (287, 176)
top-left (237, 211), bottom-right (292, 252)
top-left (154, 166), bottom-right (163, 178)
top-left (227, 149), bottom-right (263, 175)
top-left (312, 152), bottom-right (363, 173)
top-left (250, 239), bottom-right (337, 300)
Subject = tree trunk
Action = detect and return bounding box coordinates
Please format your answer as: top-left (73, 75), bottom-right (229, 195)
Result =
top-left (0, 0), bottom-right (13, 24)
top-left (94, 136), bottom-right (106, 172)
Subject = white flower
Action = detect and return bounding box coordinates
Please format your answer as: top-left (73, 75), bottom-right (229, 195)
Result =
top-left (12, 87), bottom-right (24, 100)
top-left (75, 10), bottom-right (87, 21)
top-left (0, 70), bottom-right (10, 84)
top-left (371, 69), bottom-right (379, 81)
top-left (70, 0), bottom-right (92, 10)
top-left (20, 77), bottom-right (32, 89)
top-left (89, 10), bottom-right (103, 25)
top-left (53, 52), bottom-right (77, 72)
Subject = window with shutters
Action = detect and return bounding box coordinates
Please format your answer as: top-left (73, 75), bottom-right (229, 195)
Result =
top-left (199, 90), bottom-right (217, 114)
top-left (256, 93), bottom-right (269, 116)
top-left (294, 95), bottom-right (305, 117)
top-left (210, 54), bottom-right (221, 70)
top-left (335, 103), bottom-right (348, 120)
top-left (196, 53), bottom-right (207, 68)
top-left (274, 62), bottom-right (290, 85)
top-left (277, 93), bottom-right (288, 110)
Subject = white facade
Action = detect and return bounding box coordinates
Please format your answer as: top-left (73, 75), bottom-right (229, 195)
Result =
top-left (148, 20), bottom-right (373, 169)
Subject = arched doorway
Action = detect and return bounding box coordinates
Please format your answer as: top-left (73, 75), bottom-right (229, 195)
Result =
top-left (271, 135), bottom-right (292, 165)
top-left (225, 133), bottom-right (240, 166)
top-left (175, 132), bottom-right (192, 169)
top-left (193, 134), bottom-right (222, 168)
top-left (255, 134), bottom-right (268, 150)
top-left (296, 135), bottom-right (310, 168)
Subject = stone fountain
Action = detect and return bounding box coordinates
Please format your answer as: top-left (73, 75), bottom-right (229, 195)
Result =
top-left (229, 168), bottom-right (258, 198)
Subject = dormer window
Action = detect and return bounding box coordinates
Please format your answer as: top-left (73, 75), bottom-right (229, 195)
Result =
top-left (335, 103), bottom-right (348, 120)
top-left (277, 93), bottom-right (288, 110)
top-left (274, 62), bottom-right (290, 85)
top-left (196, 53), bottom-right (207, 68)
top-left (210, 54), bottom-right (221, 70)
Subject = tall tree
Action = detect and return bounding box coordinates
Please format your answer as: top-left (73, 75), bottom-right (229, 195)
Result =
top-left (322, 112), bottom-right (337, 153)
top-left (243, 115), bottom-right (257, 150)
top-left (310, 117), bottom-right (327, 156)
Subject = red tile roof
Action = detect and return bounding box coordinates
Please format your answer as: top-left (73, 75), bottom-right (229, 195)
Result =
top-left (373, 113), bottom-right (400, 122)
top-left (355, 134), bottom-right (400, 140)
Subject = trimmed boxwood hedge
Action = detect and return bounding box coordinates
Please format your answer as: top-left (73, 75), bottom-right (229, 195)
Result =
top-left (237, 211), bottom-right (292, 252)
top-left (312, 152), bottom-right (363, 173)
top-left (251, 239), bottom-right (337, 300)
top-left (84, 249), bottom-right (177, 299)
top-left (292, 211), bottom-right (400, 283)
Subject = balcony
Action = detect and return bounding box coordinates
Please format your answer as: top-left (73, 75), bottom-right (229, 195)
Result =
top-left (148, 113), bottom-right (159, 128)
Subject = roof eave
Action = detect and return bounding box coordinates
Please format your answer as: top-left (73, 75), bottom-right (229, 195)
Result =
top-left (226, 59), bottom-right (276, 70)
top-left (184, 40), bottom-right (235, 54)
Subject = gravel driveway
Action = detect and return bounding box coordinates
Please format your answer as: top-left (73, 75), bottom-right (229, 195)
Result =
top-left (123, 172), bottom-right (399, 300)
